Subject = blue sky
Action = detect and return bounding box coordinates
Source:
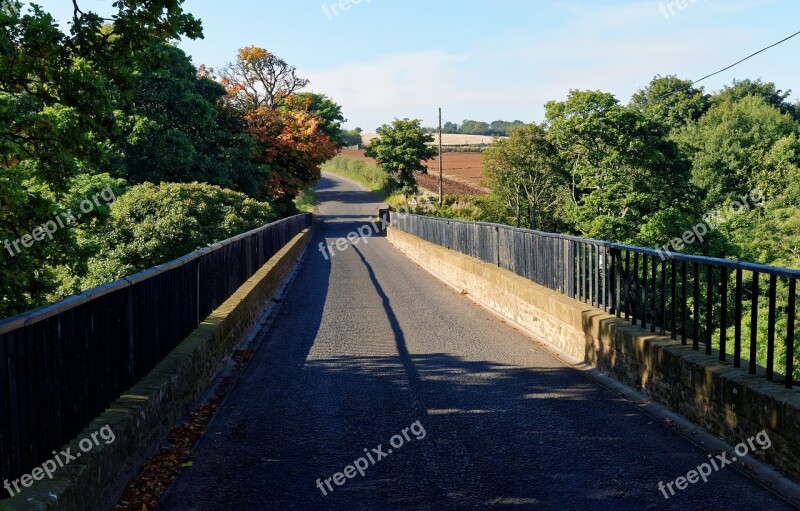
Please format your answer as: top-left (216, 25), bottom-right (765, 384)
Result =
top-left (30, 0), bottom-right (800, 131)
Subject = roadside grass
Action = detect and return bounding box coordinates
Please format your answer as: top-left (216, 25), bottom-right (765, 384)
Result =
top-left (295, 187), bottom-right (315, 213)
top-left (321, 153), bottom-right (405, 207)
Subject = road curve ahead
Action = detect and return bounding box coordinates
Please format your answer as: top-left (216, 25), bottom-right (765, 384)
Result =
top-left (159, 173), bottom-right (796, 511)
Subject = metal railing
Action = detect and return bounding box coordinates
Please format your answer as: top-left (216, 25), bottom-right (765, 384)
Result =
top-left (392, 213), bottom-right (799, 388)
top-left (0, 213), bottom-right (311, 485)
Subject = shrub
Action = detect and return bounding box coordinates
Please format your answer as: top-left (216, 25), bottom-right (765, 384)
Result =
top-left (84, 182), bottom-right (276, 286)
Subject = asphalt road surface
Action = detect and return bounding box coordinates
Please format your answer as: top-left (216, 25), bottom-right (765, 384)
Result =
top-left (158, 173), bottom-right (796, 511)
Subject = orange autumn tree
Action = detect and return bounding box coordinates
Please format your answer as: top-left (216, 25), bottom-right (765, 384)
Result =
top-left (245, 103), bottom-right (337, 208)
top-left (218, 47), bottom-right (339, 213)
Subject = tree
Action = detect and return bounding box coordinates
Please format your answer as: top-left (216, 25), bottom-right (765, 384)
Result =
top-left (0, 0), bottom-right (203, 318)
top-left (434, 119), bottom-right (523, 136)
top-left (118, 43), bottom-right (265, 195)
top-left (365, 119), bottom-right (437, 197)
top-left (0, 166), bottom-right (67, 317)
top-left (217, 47), bottom-right (340, 213)
top-left (0, 0), bottom-right (202, 190)
top-left (545, 90), bottom-right (695, 242)
top-left (483, 124), bottom-right (566, 230)
top-left (675, 95), bottom-right (800, 208)
top-left (65, 1), bottom-right (202, 81)
top-left (746, 169), bottom-right (800, 269)
top-left (630, 75), bottom-right (710, 129)
top-left (0, 171), bottom-right (126, 317)
top-left (342, 127), bottom-right (363, 147)
top-left (460, 120), bottom-right (491, 135)
top-left (244, 105), bottom-right (338, 213)
top-left (286, 93), bottom-right (347, 147)
top-left (442, 121), bottom-right (460, 134)
top-left (219, 47), bottom-right (309, 111)
top-left (713, 79), bottom-right (797, 120)
top-left (489, 120), bottom-right (525, 135)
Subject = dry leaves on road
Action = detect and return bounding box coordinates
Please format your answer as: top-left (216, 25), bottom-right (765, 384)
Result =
top-left (112, 349), bottom-right (255, 511)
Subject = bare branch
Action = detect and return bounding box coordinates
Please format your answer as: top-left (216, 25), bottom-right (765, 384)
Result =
top-left (220, 48), bottom-right (309, 110)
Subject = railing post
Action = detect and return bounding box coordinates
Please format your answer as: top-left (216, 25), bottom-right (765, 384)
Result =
top-left (378, 208), bottom-right (389, 234)
top-left (495, 225), bottom-right (500, 267)
top-left (612, 248), bottom-right (620, 317)
top-left (719, 267), bottom-right (728, 360)
top-left (767, 274), bottom-right (778, 380)
top-left (126, 285), bottom-right (136, 386)
top-left (750, 272), bottom-right (759, 374)
top-left (196, 257), bottom-right (201, 325)
top-left (681, 262), bottom-right (688, 345)
top-left (734, 268), bottom-right (743, 366)
top-left (786, 278), bottom-right (796, 388)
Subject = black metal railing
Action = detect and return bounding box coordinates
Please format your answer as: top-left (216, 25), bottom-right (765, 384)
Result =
top-left (392, 213), bottom-right (800, 388)
top-left (0, 213), bottom-right (311, 485)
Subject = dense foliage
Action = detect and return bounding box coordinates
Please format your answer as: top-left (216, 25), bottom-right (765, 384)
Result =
top-left (483, 124), bottom-right (565, 231)
top-left (83, 183), bottom-right (275, 286)
top-left (0, 3), bottom-right (344, 318)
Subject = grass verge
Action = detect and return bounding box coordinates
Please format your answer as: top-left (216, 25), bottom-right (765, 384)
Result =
top-left (321, 154), bottom-right (407, 207)
top-left (294, 187), bottom-right (315, 213)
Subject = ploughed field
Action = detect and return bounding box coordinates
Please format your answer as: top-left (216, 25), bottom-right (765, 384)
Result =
top-left (339, 149), bottom-right (487, 196)
top-left (362, 132), bottom-right (499, 147)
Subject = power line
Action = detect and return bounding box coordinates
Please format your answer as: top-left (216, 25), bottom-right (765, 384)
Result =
top-left (655, 29), bottom-right (800, 101)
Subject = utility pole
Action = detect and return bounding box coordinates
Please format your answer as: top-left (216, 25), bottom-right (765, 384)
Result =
top-left (438, 107), bottom-right (443, 206)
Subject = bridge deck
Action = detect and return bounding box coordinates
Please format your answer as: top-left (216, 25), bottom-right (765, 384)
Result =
top-left (159, 173), bottom-right (794, 510)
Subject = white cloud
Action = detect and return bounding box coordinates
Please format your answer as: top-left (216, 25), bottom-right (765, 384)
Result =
top-left (303, 51), bottom-right (478, 130)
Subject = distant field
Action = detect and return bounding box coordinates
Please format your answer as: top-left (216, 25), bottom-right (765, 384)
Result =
top-left (338, 149), bottom-right (487, 196)
top-left (361, 133), bottom-right (501, 147)
top-left (426, 153), bottom-right (484, 187)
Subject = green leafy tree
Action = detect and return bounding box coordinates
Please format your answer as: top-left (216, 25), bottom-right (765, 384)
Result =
top-left (0, 167), bottom-right (65, 317)
top-left (0, 0), bottom-right (202, 190)
top-left (713, 79), bottom-right (797, 119)
top-left (365, 119), bottom-right (437, 197)
top-left (0, 0), bottom-right (201, 318)
top-left (436, 120), bottom-right (523, 136)
top-left (483, 124), bottom-right (567, 230)
top-left (460, 120), bottom-right (491, 135)
top-left (442, 121), bottom-right (460, 134)
top-left (119, 43), bottom-right (266, 196)
top-left (342, 127), bottom-right (363, 147)
top-left (545, 90), bottom-right (696, 242)
top-left (630, 75), bottom-right (710, 129)
top-left (489, 120), bottom-right (525, 136)
top-left (712, 148), bottom-right (800, 269)
top-left (0, 171), bottom-right (126, 317)
top-left (43, 173), bottom-right (128, 301)
top-left (675, 95), bottom-right (800, 208)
